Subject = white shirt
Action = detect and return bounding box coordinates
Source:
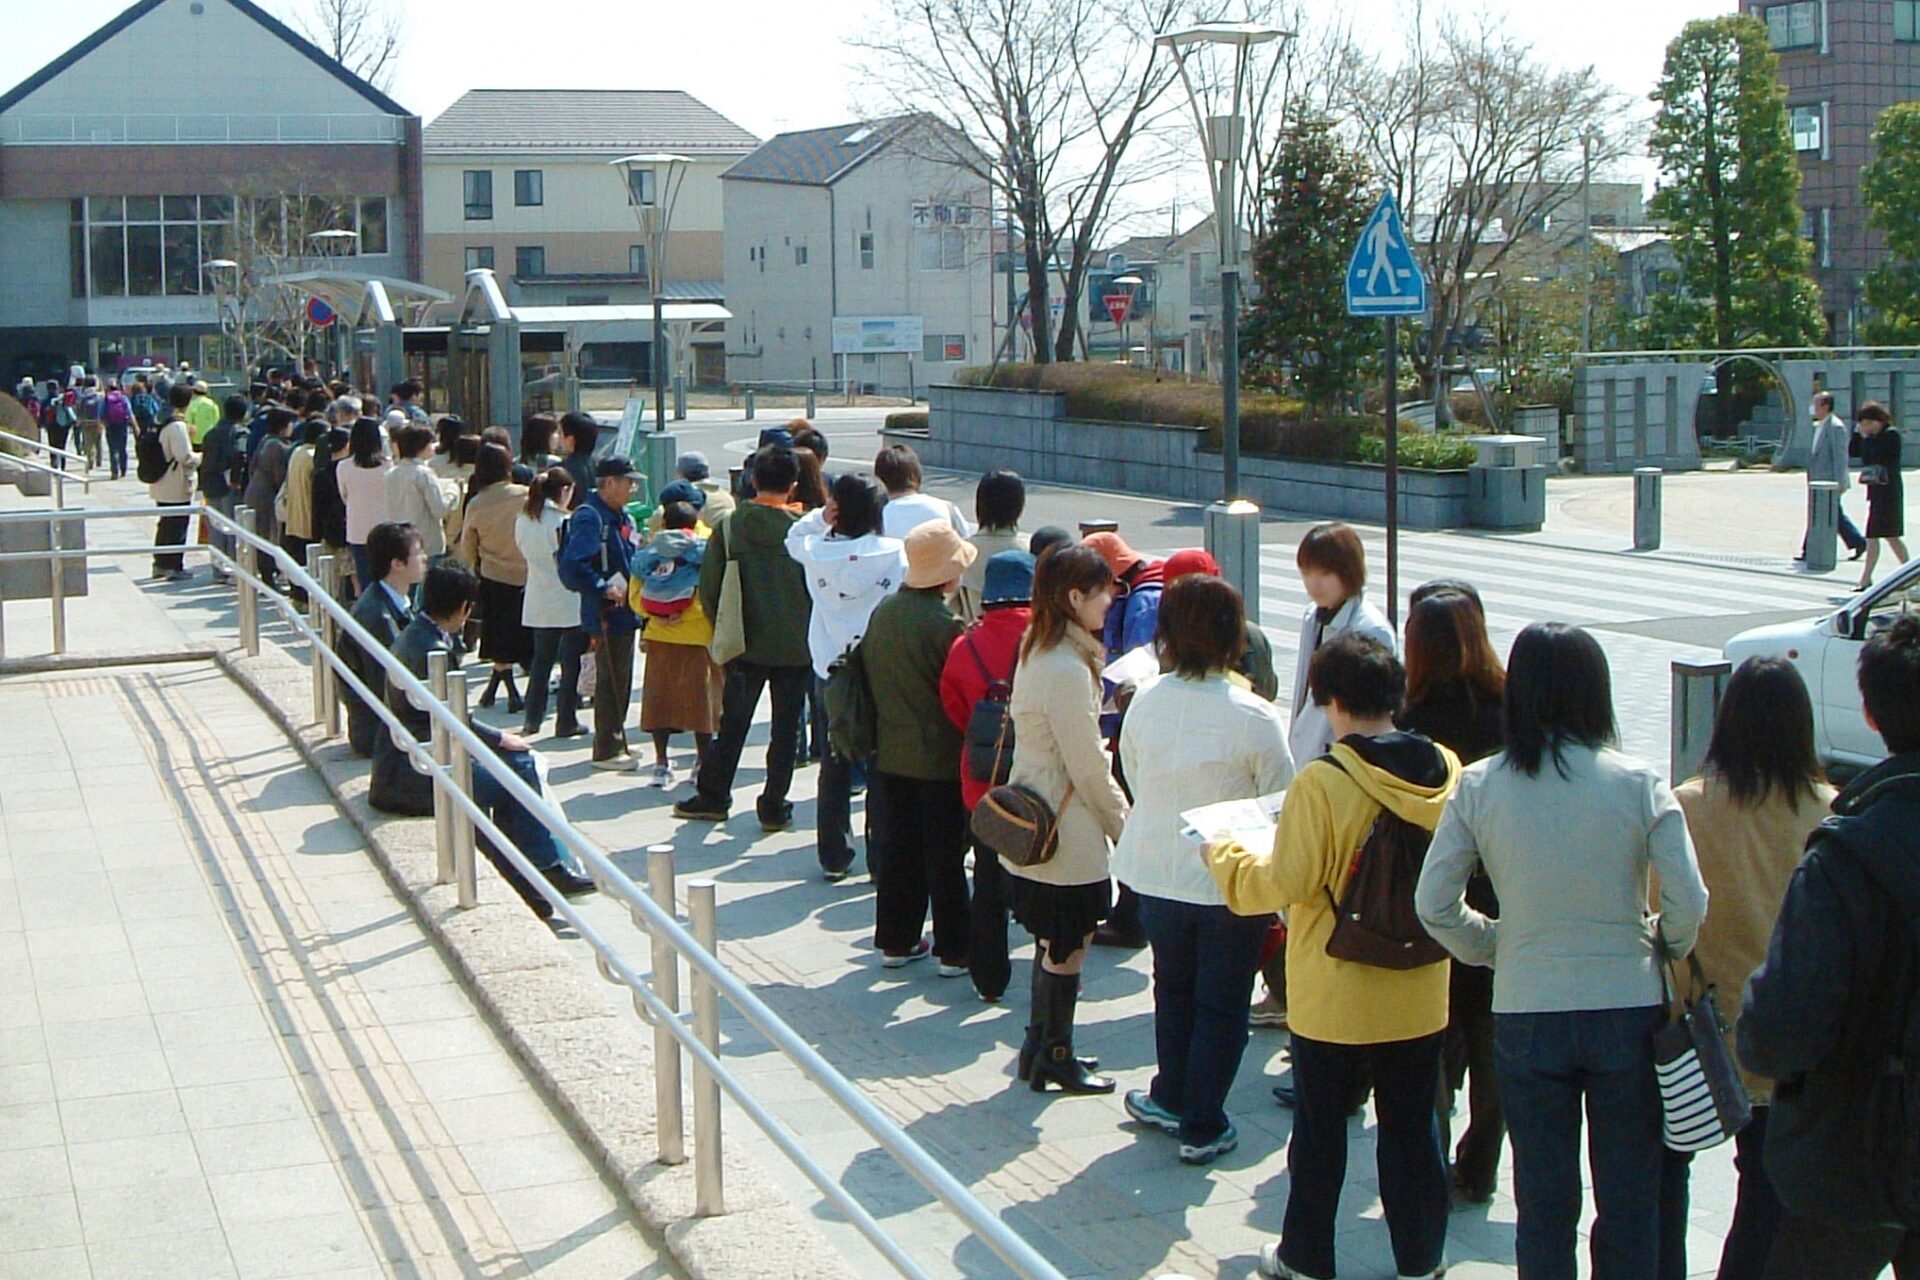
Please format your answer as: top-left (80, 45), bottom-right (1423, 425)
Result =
top-left (515, 505), bottom-right (577, 629)
top-left (882, 491), bottom-right (972, 541)
top-left (337, 457), bottom-right (393, 544)
top-left (1287, 594), bottom-right (1397, 766)
top-left (1111, 673), bottom-right (1294, 906)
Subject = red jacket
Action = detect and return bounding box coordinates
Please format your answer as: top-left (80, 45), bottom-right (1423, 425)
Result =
top-left (939, 605), bottom-right (1030, 810)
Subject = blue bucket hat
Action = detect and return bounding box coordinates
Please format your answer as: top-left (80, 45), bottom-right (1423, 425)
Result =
top-left (981, 549), bottom-right (1037, 607)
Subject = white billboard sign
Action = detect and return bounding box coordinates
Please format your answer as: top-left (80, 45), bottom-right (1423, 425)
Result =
top-left (831, 315), bottom-right (925, 355)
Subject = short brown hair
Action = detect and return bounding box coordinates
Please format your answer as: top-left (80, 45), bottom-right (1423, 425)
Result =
top-left (874, 444), bottom-right (923, 494)
top-left (395, 424), bottom-right (435, 458)
top-left (1295, 521), bottom-right (1367, 596)
top-left (1859, 400), bottom-right (1894, 426)
top-left (1156, 575), bottom-right (1246, 679)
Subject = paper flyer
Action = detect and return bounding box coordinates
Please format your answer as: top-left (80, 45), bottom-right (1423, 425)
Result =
top-left (1179, 791), bottom-right (1287, 847)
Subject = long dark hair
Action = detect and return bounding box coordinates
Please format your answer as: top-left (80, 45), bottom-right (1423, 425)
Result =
top-left (523, 465), bottom-right (574, 519)
top-left (1405, 589), bottom-right (1505, 709)
top-left (466, 443), bottom-right (513, 508)
top-left (1704, 657), bottom-right (1825, 807)
top-left (794, 446), bottom-right (829, 510)
top-left (828, 472), bottom-right (886, 538)
top-left (1022, 544), bottom-right (1113, 664)
top-left (349, 417), bottom-right (385, 468)
top-left (1502, 623), bottom-right (1617, 778)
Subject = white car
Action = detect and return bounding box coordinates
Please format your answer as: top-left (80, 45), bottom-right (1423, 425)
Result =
top-left (1724, 559), bottom-right (1920, 768)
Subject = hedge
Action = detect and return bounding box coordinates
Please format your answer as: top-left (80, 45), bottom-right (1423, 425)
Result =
top-left (884, 410), bottom-right (929, 432)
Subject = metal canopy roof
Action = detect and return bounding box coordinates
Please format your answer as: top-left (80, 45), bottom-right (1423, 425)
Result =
top-left (512, 304), bottom-right (730, 327)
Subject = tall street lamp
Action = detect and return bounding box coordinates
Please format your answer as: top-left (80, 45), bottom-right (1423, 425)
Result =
top-left (611, 153), bottom-right (691, 438)
top-left (1158, 22), bottom-right (1291, 619)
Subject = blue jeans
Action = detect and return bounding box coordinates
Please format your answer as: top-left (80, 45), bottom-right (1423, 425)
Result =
top-left (105, 422), bottom-right (129, 478)
top-left (1495, 1006), bottom-right (1665, 1280)
top-left (1138, 894), bottom-right (1269, 1145)
top-left (520, 626), bottom-right (584, 734)
top-left (1282, 1030), bottom-right (1449, 1279)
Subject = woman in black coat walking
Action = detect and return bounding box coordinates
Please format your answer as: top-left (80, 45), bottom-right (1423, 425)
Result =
top-left (1852, 401), bottom-right (1908, 592)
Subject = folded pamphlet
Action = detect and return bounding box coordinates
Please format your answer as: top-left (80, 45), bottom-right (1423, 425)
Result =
top-left (1179, 791), bottom-right (1287, 848)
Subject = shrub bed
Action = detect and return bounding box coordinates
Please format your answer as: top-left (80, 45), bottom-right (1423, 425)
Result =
top-left (884, 410), bottom-right (929, 432)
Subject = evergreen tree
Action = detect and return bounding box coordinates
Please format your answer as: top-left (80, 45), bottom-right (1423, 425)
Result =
top-left (1243, 118), bottom-right (1377, 415)
top-left (1863, 102), bottom-right (1920, 344)
top-left (1642, 15), bottom-right (1823, 350)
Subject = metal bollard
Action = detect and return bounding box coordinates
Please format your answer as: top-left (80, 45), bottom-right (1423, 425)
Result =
top-left (804, 387), bottom-right (817, 418)
top-left (1078, 519), bottom-right (1119, 538)
top-left (237, 506), bottom-right (261, 656)
top-left (429, 651), bottom-right (454, 886)
top-left (688, 879), bottom-right (724, 1216)
top-left (447, 672), bottom-right (477, 909)
top-left (647, 846), bottom-right (686, 1165)
top-left (744, 389), bottom-right (755, 420)
top-left (48, 506), bottom-right (67, 657)
top-left (317, 555), bottom-right (341, 737)
top-left (1671, 659), bottom-right (1732, 782)
top-left (1205, 499), bottom-right (1263, 629)
top-left (1632, 467), bottom-right (1662, 552)
top-left (305, 544), bottom-right (326, 725)
top-left (672, 375), bottom-right (687, 421)
top-left (1805, 481), bottom-right (1840, 573)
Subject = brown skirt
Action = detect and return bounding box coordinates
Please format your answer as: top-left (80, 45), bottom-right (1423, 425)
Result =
top-left (640, 641), bottom-right (722, 735)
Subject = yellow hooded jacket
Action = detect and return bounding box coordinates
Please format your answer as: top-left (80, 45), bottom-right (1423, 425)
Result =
top-left (1209, 735), bottom-right (1462, 1045)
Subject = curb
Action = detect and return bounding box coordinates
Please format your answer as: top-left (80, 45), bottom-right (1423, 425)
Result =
top-left (210, 643), bottom-right (860, 1280)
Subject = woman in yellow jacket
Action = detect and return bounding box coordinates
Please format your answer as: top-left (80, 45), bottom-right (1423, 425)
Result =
top-left (1208, 633), bottom-right (1460, 1280)
top-left (631, 497), bottom-right (722, 789)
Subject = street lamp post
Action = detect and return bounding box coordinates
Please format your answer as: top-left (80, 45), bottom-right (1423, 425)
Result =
top-left (1157, 22), bottom-right (1291, 620)
top-left (611, 154), bottom-right (691, 430)
top-left (203, 258), bottom-right (242, 378)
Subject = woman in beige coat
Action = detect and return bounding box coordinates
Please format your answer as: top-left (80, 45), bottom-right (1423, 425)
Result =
top-left (456, 444), bottom-right (531, 710)
top-left (1004, 543), bottom-right (1130, 1094)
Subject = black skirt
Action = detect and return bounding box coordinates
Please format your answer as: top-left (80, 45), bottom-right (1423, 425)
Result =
top-left (1007, 875), bottom-right (1110, 964)
top-left (478, 576), bottom-right (533, 667)
top-left (1866, 482), bottom-right (1905, 539)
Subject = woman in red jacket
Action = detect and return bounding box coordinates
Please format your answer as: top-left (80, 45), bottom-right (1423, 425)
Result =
top-left (938, 548), bottom-right (1036, 1002)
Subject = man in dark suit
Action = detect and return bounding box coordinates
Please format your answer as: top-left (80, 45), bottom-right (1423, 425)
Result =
top-left (342, 521), bottom-right (423, 758)
top-left (371, 561), bottom-right (596, 922)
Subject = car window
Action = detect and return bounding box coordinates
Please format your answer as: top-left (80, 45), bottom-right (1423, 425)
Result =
top-left (1865, 578), bottom-right (1920, 637)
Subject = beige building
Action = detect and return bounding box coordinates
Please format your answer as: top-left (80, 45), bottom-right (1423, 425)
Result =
top-left (421, 90), bottom-right (757, 382)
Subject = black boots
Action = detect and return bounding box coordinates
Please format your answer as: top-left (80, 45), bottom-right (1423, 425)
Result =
top-left (478, 669), bottom-right (525, 714)
top-left (1015, 960), bottom-right (1100, 1083)
top-left (1027, 969), bottom-right (1113, 1094)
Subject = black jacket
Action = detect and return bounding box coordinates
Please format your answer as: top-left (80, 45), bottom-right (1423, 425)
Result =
top-left (369, 615), bottom-right (502, 815)
top-left (342, 584), bottom-right (412, 759)
top-left (312, 452), bottom-right (348, 547)
top-left (200, 421), bottom-right (239, 500)
top-left (1740, 751), bottom-right (1920, 1226)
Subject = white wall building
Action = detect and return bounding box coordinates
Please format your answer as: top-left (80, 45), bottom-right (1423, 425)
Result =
top-left (722, 116), bottom-right (992, 397)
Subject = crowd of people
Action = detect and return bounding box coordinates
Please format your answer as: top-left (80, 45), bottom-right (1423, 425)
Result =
top-left (52, 361), bottom-right (1918, 1279)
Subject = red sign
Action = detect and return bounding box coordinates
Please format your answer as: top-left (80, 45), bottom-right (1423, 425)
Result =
top-left (1104, 293), bottom-right (1132, 326)
top-left (306, 297), bottom-right (337, 328)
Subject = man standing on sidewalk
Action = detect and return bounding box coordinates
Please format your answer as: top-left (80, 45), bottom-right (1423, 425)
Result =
top-left (674, 446), bottom-right (814, 830)
top-left (557, 457), bottom-right (641, 770)
top-left (198, 395), bottom-right (244, 585)
top-left (1803, 391), bottom-right (1868, 563)
top-left (148, 384), bottom-right (198, 582)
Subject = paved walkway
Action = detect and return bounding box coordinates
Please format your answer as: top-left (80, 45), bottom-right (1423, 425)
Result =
top-left (0, 664), bottom-right (678, 1280)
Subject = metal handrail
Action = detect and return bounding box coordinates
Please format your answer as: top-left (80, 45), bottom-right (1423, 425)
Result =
top-left (1, 451), bottom-right (93, 491)
top-left (0, 502), bottom-right (1070, 1280)
top-left (0, 426), bottom-right (91, 469)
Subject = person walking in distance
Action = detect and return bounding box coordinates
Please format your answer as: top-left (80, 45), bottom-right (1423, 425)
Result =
top-left (147, 384), bottom-right (199, 582)
top-left (1853, 401), bottom-right (1909, 592)
top-left (940, 549), bottom-right (1037, 1001)
top-left (785, 472), bottom-right (907, 877)
top-left (515, 468), bottom-right (586, 740)
top-left (100, 378), bottom-right (134, 479)
top-left (862, 520), bottom-right (976, 972)
top-left (1211, 634), bottom-right (1459, 1279)
top-left (1740, 615), bottom-right (1920, 1279)
top-left (1802, 391), bottom-right (1867, 562)
top-left (1003, 545), bottom-right (1131, 1095)
top-left (557, 458), bottom-right (642, 770)
top-left (1117, 573), bottom-right (1294, 1166)
top-left (1417, 623), bottom-right (1708, 1280)
top-left (674, 446), bottom-right (815, 829)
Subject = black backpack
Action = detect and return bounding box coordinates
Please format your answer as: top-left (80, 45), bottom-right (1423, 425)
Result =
top-left (1320, 756), bottom-right (1449, 971)
top-left (134, 421), bottom-right (170, 484)
top-left (961, 632), bottom-right (1016, 785)
top-left (823, 642), bottom-right (876, 762)
top-left (227, 432), bottom-right (252, 495)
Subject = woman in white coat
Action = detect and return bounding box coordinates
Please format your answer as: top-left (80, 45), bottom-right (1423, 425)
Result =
top-left (1287, 522), bottom-right (1397, 766)
top-left (515, 467), bottom-right (586, 739)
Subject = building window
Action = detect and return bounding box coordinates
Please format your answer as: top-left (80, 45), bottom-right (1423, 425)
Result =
top-left (514, 246), bottom-right (546, 279)
top-left (358, 197), bottom-right (389, 255)
top-left (629, 244), bottom-right (648, 280)
top-left (794, 243), bottom-right (809, 266)
top-left (1791, 103), bottom-right (1825, 153)
top-left (627, 169), bottom-right (656, 207)
top-left (917, 227), bottom-right (965, 271)
top-left (513, 169), bottom-right (543, 207)
top-left (921, 333), bottom-right (967, 363)
top-left (69, 201), bottom-right (86, 297)
top-left (1802, 207), bottom-right (1832, 268)
top-left (1764, 1), bottom-right (1821, 50)
top-left (858, 231), bottom-right (875, 270)
top-left (463, 170), bottom-right (493, 220)
top-left (465, 246), bottom-right (495, 271)
top-left (1898, 0), bottom-right (1920, 40)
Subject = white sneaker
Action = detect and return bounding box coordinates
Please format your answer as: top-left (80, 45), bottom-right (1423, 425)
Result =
top-left (1258, 1241), bottom-right (1331, 1280)
top-left (1399, 1259), bottom-right (1448, 1280)
top-left (650, 764), bottom-right (675, 788)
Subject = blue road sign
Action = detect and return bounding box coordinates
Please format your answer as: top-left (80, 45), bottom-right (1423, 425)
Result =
top-left (1346, 191), bottom-right (1427, 318)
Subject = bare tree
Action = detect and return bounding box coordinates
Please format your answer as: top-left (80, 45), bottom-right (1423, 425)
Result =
top-left (856, 0), bottom-right (1263, 363)
top-left (1334, 9), bottom-right (1631, 416)
top-left (290, 0), bottom-right (402, 92)
top-left (204, 178), bottom-right (364, 375)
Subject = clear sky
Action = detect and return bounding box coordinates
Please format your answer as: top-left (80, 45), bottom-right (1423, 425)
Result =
top-left (2, 0), bottom-right (1734, 216)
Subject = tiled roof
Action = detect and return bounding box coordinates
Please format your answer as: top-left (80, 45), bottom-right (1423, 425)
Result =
top-left (721, 115), bottom-right (928, 187)
top-left (424, 90), bottom-right (758, 154)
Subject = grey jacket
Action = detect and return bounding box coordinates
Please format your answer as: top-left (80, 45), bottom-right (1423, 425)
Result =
top-left (1809, 413), bottom-right (1852, 493)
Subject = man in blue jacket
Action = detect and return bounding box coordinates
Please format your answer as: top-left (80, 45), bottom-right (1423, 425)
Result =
top-left (1741, 613), bottom-right (1920, 1276)
top-left (558, 457), bottom-right (641, 770)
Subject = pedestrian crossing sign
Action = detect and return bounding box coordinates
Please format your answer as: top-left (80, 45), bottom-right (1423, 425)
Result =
top-left (1346, 191), bottom-right (1427, 318)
